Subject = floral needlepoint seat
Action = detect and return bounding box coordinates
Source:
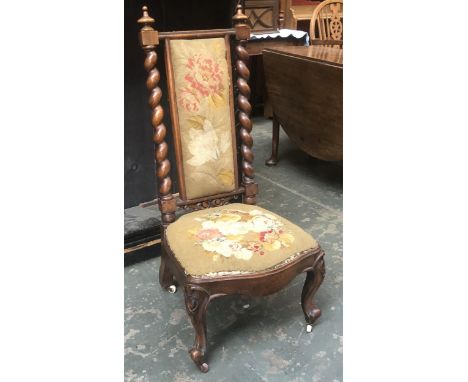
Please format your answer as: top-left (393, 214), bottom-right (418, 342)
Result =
top-left (137, 4), bottom-right (326, 373)
top-left (166, 203), bottom-right (318, 276)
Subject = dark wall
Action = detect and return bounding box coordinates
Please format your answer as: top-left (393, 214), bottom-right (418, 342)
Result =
top-left (124, 0), bottom-right (241, 208)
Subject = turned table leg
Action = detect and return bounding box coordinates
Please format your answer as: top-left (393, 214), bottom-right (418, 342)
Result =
top-left (265, 114), bottom-right (280, 166)
top-left (184, 285), bottom-right (210, 372)
top-left (301, 256), bottom-right (326, 329)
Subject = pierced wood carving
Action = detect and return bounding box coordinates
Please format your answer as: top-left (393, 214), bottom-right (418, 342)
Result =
top-left (181, 197), bottom-right (233, 211)
top-left (310, 0), bottom-right (343, 42)
top-left (329, 3), bottom-right (343, 40)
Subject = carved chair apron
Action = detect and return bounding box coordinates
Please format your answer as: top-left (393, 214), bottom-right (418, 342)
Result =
top-left (137, 4), bottom-right (326, 373)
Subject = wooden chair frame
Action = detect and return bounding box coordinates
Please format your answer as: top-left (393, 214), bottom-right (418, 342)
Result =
top-left (309, 0), bottom-right (343, 43)
top-left (137, 4), bottom-right (325, 373)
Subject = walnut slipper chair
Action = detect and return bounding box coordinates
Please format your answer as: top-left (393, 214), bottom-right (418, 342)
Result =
top-left (137, 5), bottom-right (326, 373)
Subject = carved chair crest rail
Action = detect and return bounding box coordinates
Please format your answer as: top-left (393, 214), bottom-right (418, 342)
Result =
top-left (137, 4), bottom-right (325, 373)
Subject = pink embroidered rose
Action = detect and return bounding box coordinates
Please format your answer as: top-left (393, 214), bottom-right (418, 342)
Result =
top-left (259, 230), bottom-right (276, 243)
top-left (178, 54), bottom-right (224, 112)
top-left (247, 242), bottom-right (265, 256)
top-left (247, 242), bottom-right (262, 252)
top-left (196, 228), bottom-right (222, 240)
top-left (185, 55), bottom-right (224, 97)
top-left (179, 86), bottom-right (200, 112)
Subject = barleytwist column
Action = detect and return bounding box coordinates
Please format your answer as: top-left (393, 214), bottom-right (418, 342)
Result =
top-left (138, 6), bottom-right (176, 224)
top-left (233, 5), bottom-right (257, 205)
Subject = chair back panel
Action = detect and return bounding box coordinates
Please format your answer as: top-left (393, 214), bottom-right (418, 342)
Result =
top-left (166, 37), bottom-right (238, 201)
top-left (309, 0), bottom-right (343, 42)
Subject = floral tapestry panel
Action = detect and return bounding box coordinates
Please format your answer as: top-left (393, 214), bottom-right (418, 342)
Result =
top-left (170, 38), bottom-right (236, 200)
top-left (166, 203), bottom-right (318, 276)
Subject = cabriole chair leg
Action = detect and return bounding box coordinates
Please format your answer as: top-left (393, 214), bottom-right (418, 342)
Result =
top-left (301, 256), bottom-right (326, 331)
top-left (184, 285), bottom-right (210, 372)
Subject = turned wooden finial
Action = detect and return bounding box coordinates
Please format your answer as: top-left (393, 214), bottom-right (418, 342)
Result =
top-left (232, 4), bottom-right (248, 24)
top-left (138, 6), bottom-right (155, 26)
top-left (138, 5), bottom-right (159, 47)
top-left (232, 3), bottom-right (250, 40)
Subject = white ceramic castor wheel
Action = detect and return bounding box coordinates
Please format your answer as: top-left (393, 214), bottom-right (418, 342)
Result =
top-left (306, 324), bottom-right (313, 333)
top-left (168, 285), bottom-right (177, 293)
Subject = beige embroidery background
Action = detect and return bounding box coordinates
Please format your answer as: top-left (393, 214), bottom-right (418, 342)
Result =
top-left (166, 204), bottom-right (318, 276)
top-left (170, 38), bottom-right (236, 200)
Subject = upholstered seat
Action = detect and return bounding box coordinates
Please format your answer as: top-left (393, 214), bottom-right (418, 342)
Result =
top-left (166, 203), bottom-right (318, 276)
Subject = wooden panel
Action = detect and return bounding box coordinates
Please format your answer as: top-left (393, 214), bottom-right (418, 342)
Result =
top-left (263, 46), bottom-right (342, 161)
top-left (245, 0), bottom-right (279, 31)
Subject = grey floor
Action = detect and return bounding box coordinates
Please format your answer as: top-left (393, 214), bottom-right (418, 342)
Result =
top-left (125, 116), bottom-right (343, 382)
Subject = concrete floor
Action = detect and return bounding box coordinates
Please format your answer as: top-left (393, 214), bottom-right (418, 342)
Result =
top-left (125, 116), bottom-right (343, 381)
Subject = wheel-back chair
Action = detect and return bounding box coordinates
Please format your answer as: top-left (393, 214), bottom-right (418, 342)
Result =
top-left (309, 0), bottom-right (343, 46)
top-left (137, 4), bottom-right (326, 373)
